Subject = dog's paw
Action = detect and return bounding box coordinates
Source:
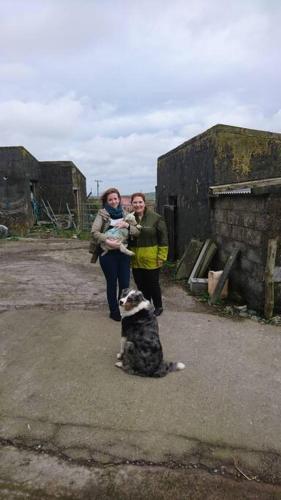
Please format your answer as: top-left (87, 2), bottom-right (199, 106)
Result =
top-left (176, 362), bottom-right (185, 370)
top-left (115, 361), bottom-right (123, 368)
top-left (116, 352), bottom-right (123, 360)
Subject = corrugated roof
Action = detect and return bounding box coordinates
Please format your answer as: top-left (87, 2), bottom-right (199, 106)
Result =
top-left (209, 177), bottom-right (281, 196)
top-left (213, 188), bottom-right (251, 196)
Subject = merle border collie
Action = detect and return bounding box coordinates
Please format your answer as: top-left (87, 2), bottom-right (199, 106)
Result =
top-left (115, 289), bottom-right (185, 377)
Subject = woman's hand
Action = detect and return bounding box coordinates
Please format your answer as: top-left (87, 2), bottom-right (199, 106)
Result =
top-left (115, 221), bottom-right (129, 229)
top-left (105, 238), bottom-right (121, 249)
top-left (157, 259), bottom-right (164, 267)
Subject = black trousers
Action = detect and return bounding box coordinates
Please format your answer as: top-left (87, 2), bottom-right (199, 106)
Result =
top-left (132, 268), bottom-right (162, 309)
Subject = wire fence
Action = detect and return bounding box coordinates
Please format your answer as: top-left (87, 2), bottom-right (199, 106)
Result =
top-left (81, 203), bottom-right (99, 231)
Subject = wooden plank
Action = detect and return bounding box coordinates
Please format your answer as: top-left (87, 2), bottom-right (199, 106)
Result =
top-left (264, 239), bottom-right (278, 319)
top-left (209, 246), bottom-right (241, 305)
top-left (197, 241), bottom-right (217, 278)
top-left (175, 239), bottom-right (203, 280)
top-left (188, 239), bottom-right (211, 284)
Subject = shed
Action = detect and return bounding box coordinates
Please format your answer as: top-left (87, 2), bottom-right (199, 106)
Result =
top-left (157, 124), bottom-right (281, 313)
top-left (157, 124), bottom-right (281, 260)
top-left (0, 147), bottom-right (87, 234)
top-left (0, 147), bottom-right (39, 234)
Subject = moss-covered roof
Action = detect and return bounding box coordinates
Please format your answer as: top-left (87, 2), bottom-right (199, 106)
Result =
top-left (158, 124), bottom-right (281, 161)
top-left (0, 146), bottom-right (38, 162)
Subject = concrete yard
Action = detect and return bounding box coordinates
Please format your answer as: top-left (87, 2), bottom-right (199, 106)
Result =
top-left (0, 238), bottom-right (281, 499)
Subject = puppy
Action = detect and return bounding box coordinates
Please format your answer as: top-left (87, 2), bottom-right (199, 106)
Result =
top-left (115, 289), bottom-right (185, 377)
top-left (100, 213), bottom-right (141, 257)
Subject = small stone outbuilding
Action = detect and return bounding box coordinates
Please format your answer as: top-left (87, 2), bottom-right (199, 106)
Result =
top-left (0, 147), bottom-right (86, 234)
top-left (157, 124), bottom-right (281, 312)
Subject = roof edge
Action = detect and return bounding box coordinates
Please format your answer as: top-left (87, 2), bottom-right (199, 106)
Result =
top-left (39, 160), bottom-right (86, 179)
top-left (158, 124), bottom-right (281, 161)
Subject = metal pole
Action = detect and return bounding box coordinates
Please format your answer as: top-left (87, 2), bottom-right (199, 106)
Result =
top-left (94, 180), bottom-right (102, 197)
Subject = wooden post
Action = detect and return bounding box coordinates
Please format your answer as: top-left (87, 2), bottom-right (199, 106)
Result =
top-left (264, 238), bottom-right (278, 320)
top-left (209, 246), bottom-right (241, 305)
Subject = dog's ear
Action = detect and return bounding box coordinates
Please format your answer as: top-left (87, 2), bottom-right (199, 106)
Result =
top-left (120, 288), bottom-right (130, 298)
top-left (135, 290), bottom-right (145, 300)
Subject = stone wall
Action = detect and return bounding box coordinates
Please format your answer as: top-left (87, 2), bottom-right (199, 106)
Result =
top-left (39, 162), bottom-right (74, 213)
top-left (157, 131), bottom-right (215, 258)
top-left (157, 124), bottom-right (281, 259)
top-left (72, 164), bottom-right (87, 227)
top-left (39, 161), bottom-right (87, 228)
top-left (0, 148), bottom-right (87, 234)
top-left (0, 147), bottom-right (39, 234)
top-left (210, 191), bottom-right (281, 313)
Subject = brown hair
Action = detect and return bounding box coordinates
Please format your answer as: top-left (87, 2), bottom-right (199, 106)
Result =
top-left (130, 192), bottom-right (146, 203)
top-left (101, 187), bottom-right (121, 207)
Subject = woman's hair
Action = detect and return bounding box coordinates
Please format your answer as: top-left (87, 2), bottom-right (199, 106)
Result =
top-left (130, 192), bottom-right (146, 203)
top-left (101, 187), bottom-right (121, 206)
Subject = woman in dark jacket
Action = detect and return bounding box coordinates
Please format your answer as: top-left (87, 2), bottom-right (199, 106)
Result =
top-left (129, 192), bottom-right (168, 316)
top-left (91, 187), bottom-right (140, 321)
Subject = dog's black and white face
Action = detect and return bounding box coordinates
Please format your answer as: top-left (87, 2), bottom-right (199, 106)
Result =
top-left (119, 289), bottom-right (150, 317)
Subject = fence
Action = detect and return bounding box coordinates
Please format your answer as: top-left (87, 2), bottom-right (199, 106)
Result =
top-left (81, 203), bottom-right (99, 231)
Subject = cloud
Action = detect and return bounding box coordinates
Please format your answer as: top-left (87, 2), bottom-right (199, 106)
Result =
top-left (0, 0), bottom-right (281, 193)
top-left (0, 95), bottom-right (83, 139)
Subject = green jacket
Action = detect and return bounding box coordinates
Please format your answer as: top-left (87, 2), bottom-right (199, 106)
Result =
top-left (129, 208), bottom-right (168, 269)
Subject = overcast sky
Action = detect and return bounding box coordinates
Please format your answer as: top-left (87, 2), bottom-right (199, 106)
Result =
top-left (1, 0), bottom-right (281, 195)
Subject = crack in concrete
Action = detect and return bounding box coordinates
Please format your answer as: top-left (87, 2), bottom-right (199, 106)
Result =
top-left (1, 415), bottom-right (281, 485)
top-left (0, 438), bottom-right (257, 485)
top-left (2, 413), bottom-right (280, 457)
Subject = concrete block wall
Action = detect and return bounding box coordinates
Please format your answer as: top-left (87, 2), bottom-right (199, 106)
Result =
top-left (210, 193), bottom-right (281, 313)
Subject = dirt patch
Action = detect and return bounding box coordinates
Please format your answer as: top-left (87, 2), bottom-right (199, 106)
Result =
top-left (0, 239), bottom-right (105, 312)
top-left (0, 238), bottom-right (207, 314)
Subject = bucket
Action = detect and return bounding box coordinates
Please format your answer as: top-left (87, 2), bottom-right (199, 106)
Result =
top-left (208, 270), bottom-right (228, 299)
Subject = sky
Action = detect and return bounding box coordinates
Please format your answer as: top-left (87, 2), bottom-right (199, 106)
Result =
top-left (1, 0), bottom-right (281, 195)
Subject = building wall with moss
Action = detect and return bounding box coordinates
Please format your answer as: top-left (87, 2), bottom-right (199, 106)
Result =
top-left (39, 161), bottom-right (86, 228)
top-left (0, 148), bottom-right (87, 234)
top-left (157, 124), bottom-right (281, 258)
top-left (0, 147), bottom-right (39, 235)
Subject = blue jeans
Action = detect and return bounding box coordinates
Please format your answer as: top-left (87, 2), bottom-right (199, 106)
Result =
top-left (99, 250), bottom-right (131, 315)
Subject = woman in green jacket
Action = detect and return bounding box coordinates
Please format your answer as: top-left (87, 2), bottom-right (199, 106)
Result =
top-left (129, 192), bottom-right (168, 316)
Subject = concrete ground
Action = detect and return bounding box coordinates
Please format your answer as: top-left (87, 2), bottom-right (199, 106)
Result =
top-left (0, 238), bottom-right (281, 499)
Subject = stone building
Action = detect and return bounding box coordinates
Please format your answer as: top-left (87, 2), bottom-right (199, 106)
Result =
top-left (0, 147), bottom-right (86, 234)
top-left (157, 124), bottom-right (281, 312)
top-left (39, 161), bottom-right (86, 229)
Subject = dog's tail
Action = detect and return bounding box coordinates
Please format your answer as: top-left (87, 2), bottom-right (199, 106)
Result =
top-left (153, 361), bottom-right (185, 377)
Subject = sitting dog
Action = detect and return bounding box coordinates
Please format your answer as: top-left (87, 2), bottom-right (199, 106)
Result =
top-left (100, 213), bottom-right (141, 257)
top-left (115, 289), bottom-right (185, 377)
